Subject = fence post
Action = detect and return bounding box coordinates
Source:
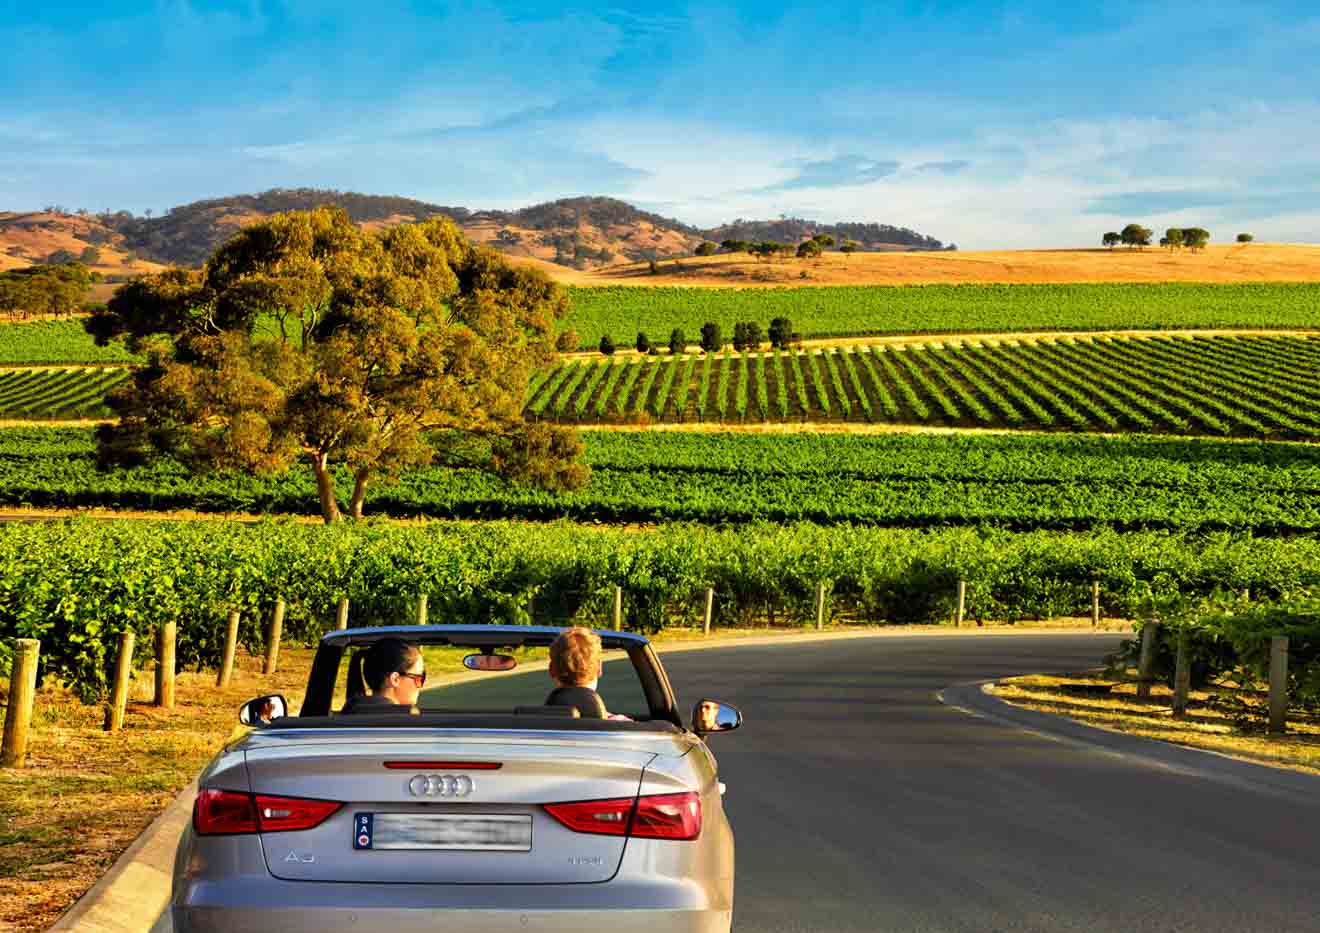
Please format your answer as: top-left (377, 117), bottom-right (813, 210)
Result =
top-left (1, 639), bottom-right (40, 768)
top-left (154, 621), bottom-right (176, 709)
top-left (613, 586), bottom-right (623, 630)
top-left (263, 599), bottom-right (285, 676)
top-left (416, 594), bottom-right (428, 626)
top-left (1136, 622), bottom-right (1159, 699)
top-left (1171, 630), bottom-right (1191, 719)
top-left (104, 631), bottom-right (135, 733)
top-left (1091, 580), bottom-right (1101, 628)
top-left (217, 610), bottom-right (240, 688)
top-left (336, 596), bottom-right (350, 631)
top-left (703, 588), bottom-right (714, 637)
top-left (1269, 635), bottom-right (1289, 735)
top-left (814, 582), bottom-right (826, 631)
top-left (955, 579), bottom-right (966, 627)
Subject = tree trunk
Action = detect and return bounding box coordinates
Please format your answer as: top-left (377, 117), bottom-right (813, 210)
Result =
top-left (311, 453), bottom-right (342, 524)
top-left (349, 468), bottom-right (370, 520)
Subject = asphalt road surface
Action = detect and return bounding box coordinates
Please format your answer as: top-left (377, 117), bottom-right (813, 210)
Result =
top-left (663, 633), bottom-right (1320, 933)
top-left (155, 632), bottom-right (1320, 932)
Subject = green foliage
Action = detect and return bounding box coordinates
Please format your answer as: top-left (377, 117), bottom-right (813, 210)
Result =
top-left (1183, 227), bottom-right (1211, 251)
top-left (634, 331), bottom-right (650, 353)
top-left (796, 240), bottom-right (823, 260)
top-left (0, 367), bottom-right (130, 419)
top-left (0, 263), bottom-right (98, 318)
top-left (523, 335), bottom-right (1320, 439)
top-left (561, 282), bottom-right (1320, 349)
top-left (695, 242), bottom-right (718, 256)
top-left (1120, 224), bottom-right (1153, 249)
top-left (1164, 228), bottom-right (1184, 250)
top-left (668, 328), bottom-right (686, 354)
top-left (86, 208), bottom-right (586, 522)
top-left (0, 321), bottom-right (142, 365)
top-left (1237, 233), bottom-right (1255, 243)
top-left (8, 427), bottom-right (1320, 534)
top-left (599, 334), bottom-right (616, 355)
top-left (1102, 232), bottom-right (1121, 249)
top-left (700, 321), bottom-right (722, 353)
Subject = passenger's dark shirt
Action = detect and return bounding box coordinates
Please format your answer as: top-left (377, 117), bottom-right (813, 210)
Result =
top-left (339, 693), bottom-right (409, 714)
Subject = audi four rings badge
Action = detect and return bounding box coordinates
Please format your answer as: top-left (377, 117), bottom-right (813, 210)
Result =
top-left (407, 773), bottom-right (475, 797)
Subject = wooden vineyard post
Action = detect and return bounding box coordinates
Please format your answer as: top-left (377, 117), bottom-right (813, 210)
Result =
top-left (613, 586), bottom-right (623, 630)
top-left (263, 599), bottom-right (285, 676)
top-left (416, 594), bottom-right (428, 626)
top-left (815, 583), bottom-right (826, 631)
top-left (336, 596), bottom-right (350, 631)
top-left (1, 639), bottom-right (40, 768)
top-left (703, 588), bottom-right (714, 637)
top-left (1171, 630), bottom-right (1191, 719)
top-left (955, 579), bottom-right (967, 627)
top-left (217, 610), bottom-right (240, 688)
top-left (1136, 622), bottom-right (1159, 699)
top-left (154, 621), bottom-right (176, 709)
top-left (1091, 580), bottom-right (1101, 628)
top-left (1269, 636), bottom-right (1289, 735)
top-left (105, 631), bottom-right (135, 733)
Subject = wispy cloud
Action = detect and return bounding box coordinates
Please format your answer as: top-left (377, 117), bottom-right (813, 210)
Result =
top-left (755, 155), bottom-right (900, 193)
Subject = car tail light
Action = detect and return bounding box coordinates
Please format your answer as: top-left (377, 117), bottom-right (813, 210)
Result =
top-left (543, 796), bottom-right (634, 836)
top-left (543, 791), bottom-right (702, 841)
top-left (194, 789), bottom-right (258, 835)
top-left (194, 789), bottom-right (341, 835)
top-left (254, 794), bottom-right (342, 833)
top-left (632, 792), bottom-right (702, 840)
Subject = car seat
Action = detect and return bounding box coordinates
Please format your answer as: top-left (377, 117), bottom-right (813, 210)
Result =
top-left (544, 685), bottom-right (608, 719)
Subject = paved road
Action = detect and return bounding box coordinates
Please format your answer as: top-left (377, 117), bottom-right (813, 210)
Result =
top-left (659, 633), bottom-right (1320, 933)
top-left (155, 632), bottom-right (1320, 932)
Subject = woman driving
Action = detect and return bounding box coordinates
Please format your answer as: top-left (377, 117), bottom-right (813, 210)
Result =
top-left (341, 637), bottom-right (427, 713)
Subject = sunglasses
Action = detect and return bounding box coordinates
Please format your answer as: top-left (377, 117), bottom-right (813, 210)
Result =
top-left (398, 670), bottom-right (427, 687)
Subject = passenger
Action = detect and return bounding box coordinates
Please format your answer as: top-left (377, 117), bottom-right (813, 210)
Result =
top-left (341, 637), bottom-right (426, 713)
top-left (546, 627), bottom-right (632, 721)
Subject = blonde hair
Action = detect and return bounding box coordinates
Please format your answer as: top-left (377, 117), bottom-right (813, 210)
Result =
top-left (549, 627), bottom-right (602, 686)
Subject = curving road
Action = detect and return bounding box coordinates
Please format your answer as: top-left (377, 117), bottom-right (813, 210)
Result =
top-left (661, 633), bottom-right (1320, 933)
top-left (154, 632), bottom-right (1320, 932)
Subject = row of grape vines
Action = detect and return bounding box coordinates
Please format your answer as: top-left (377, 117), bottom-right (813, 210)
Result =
top-left (0, 367), bottom-right (128, 418)
top-left (7, 518), bottom-right (1320, 700)
top-left (564, 282), bottom-right (1320, 347)
top-left (525, 334), bottom-right (1320, 439)
top-left (5, 427), bottom-right (1320, 534)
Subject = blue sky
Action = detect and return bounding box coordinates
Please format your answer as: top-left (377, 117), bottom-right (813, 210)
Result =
top-left (4, 1), bottom-right (1319, 248)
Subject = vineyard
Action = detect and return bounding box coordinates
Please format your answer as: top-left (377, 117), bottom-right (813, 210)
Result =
top-left (5, 518), bottom-right (1320, 701)
top-left (564, 282), bottom-right (1320, 347)
top-left (526, 334), bottom-right (1320, 439)
top-left (0, 367), bottom-right (129, 419)
top-left (0, 319), bottom-right (143, 365)
top-left (4, 427), bottom-right (1320, 533)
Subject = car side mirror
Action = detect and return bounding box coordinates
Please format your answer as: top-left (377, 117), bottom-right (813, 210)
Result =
top-left (692, 699), bottom-right (742, 736)
top-left (239, 694), bottom-right (288, 727)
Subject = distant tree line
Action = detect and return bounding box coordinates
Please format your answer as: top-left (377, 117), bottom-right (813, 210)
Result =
top-left (1102, 224), bottom-right (1254, 252)
top-left (0, 263), bottom-right (98, 318)
top-left (598, 316), bottom-right (802, 356)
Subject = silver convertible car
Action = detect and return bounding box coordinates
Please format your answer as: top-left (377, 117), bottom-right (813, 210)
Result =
top-left (170, 625), bottom-right (741, 932)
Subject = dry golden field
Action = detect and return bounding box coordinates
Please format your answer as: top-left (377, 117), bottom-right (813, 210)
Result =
top-left (561, 243), bottom-right (1320, 288)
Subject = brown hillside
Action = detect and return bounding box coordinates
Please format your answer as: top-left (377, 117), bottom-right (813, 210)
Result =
top-left (0, 212), bottom-right (168, 289)
top-left (571, 244), bottom-right (1320, 287)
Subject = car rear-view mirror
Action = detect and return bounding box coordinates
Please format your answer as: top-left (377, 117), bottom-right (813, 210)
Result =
top-left (692, 699), bottom-right (742, 736)
top-left (463, 653), bottom-right (517, 672)
top-left (240, 694), bottom-right (288, 727)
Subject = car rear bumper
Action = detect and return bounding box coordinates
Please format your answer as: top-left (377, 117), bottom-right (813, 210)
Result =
top-left (173, 879), bottom-right (731, 933)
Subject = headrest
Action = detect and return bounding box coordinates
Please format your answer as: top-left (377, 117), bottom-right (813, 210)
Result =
top-left (544, 685), bottom-right (608, 719)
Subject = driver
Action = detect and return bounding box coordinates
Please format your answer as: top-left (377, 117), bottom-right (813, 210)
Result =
top-left (341, 637), bottom-right (426, 713)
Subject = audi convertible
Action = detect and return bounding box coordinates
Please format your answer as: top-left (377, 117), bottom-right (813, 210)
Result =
top-left (170, 625), bottom-right (741, 933)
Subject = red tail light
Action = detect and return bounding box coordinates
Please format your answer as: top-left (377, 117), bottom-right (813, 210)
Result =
top-left (632, 792), bottom-right (702, 840)
top-left (543, 796), bottom-right (634, 836)
top-left (194, 789), bottom-right (341, 835)
top-left (543, 791), bottom-right (701, 841)
top-left (194, 789), bottom-right (258, 835)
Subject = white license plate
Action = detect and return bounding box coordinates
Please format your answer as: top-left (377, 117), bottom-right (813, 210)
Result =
top-left (354, 813), bottom-right (532, 851)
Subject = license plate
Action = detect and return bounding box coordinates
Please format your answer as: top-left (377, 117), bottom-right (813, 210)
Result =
top-left (354, 813), bottom-right (532, 851)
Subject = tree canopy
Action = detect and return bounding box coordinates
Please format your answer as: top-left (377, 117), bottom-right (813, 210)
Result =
top-left (0, 262), bottom-right (98, 318)
top-left (86, 207), bottom-right (587, 523)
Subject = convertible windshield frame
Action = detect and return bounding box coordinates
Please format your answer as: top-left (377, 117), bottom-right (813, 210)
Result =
top-left (298, 624), bottom-right (682, 727)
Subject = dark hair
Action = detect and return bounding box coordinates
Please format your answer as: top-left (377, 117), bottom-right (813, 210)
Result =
top-left (347, 638), bottom-right (420, 695)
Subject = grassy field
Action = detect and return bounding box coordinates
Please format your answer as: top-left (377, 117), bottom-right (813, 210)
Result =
top-left (528, 334), bottom-right (1320, 438)
top-left (563, 281), bottom-right (1320, 348)
top-left (993, 673), bottom-right (1320, 776)
top-left (567, 244), bottom-right (1320, 288)
top-left (4, 427), bottom-right (1320, 532)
